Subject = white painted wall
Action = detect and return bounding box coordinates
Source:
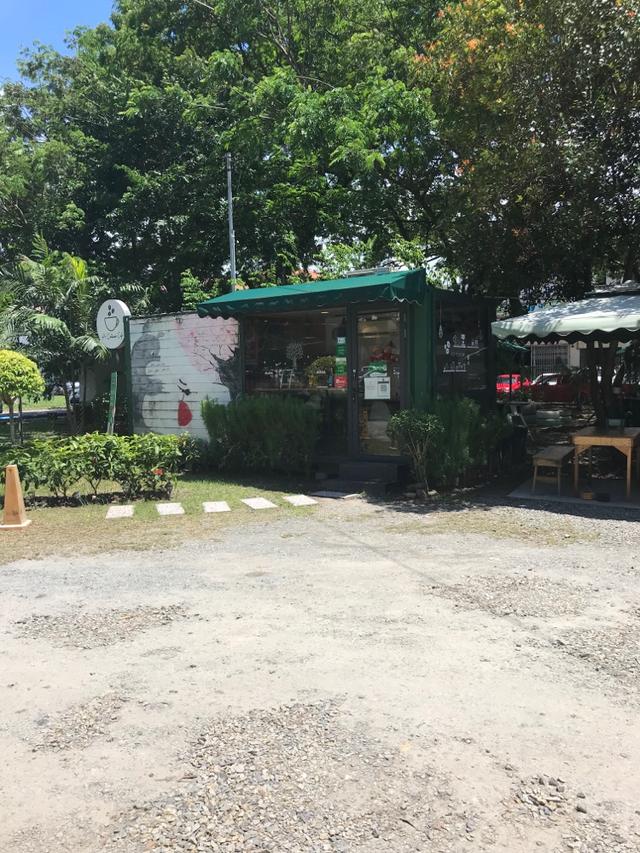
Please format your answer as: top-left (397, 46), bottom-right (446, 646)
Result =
top-left (129, 312), bottom-right (239, 440)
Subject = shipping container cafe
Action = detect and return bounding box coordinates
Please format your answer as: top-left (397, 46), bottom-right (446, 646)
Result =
top-left (192, 269), bottom-right (494, 461)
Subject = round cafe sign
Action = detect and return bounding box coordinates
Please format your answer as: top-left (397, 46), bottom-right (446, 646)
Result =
top-left (96, 299), bottom-right (131, 349)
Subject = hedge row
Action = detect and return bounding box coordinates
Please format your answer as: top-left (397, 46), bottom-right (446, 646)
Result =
top-left (201, 395), bottom-right (319, 475)
top-left (0, 433), bottom-right (192, 499)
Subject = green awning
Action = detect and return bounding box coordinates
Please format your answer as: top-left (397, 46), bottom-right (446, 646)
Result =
top-left (196, 269), bottom-right (426, 319)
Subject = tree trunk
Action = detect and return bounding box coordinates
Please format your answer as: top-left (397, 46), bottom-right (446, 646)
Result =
top-left (63, 383), bottom-right (75, 435)
top-left (80, 364), bottom-right (87, 434)
top-left (586, 341), bottom-right (605, 426)
top-left (600, 340), bottom-right (618, 421)
top-left (18, 397), bottom-right (24, 445)
top-left (8, 400), bottom-right (16, 444)
top-left (623, 246), bottom-right (637, 282)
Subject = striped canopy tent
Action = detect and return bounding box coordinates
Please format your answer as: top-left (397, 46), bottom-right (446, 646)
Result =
top-left (492, 293), bottom-right (640, 344)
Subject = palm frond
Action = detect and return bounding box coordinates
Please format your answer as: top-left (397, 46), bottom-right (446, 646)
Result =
top-left (1, 306), bottom-right (73, 341)
top-left (73, 334), bottom-right (110, 362)
top-left (31, 234), bottom-right (50, 264)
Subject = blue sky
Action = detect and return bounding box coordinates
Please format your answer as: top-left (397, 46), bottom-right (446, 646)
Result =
top-left (0, 0), bottom-right (113, 82)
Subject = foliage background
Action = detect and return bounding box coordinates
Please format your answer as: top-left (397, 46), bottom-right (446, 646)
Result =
top-left (0, 0), bottom-right (638, 312)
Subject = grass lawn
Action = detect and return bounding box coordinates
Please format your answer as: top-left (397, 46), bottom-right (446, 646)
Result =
top-left (0, 473), bottom-right (316, 565)
top-left (0, 415), bottom-right (70, 444)
top-left (20, 396), bottom-right (67, 411)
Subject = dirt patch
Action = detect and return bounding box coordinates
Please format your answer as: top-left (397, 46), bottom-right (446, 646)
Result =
top-left (33, 693), bottom-right (127, 751)
top-left (15, 605), bottom-right (188, 648)
top-left (428, 575), bottom-right (588, 619)
top-left (106, 702), bottom-right (482, 852)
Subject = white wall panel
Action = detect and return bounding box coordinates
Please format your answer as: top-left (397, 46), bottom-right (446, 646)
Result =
top-left (129, 312), bottom-right (239, 440)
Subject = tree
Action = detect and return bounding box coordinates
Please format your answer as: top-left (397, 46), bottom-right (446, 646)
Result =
top-left (0, 0), bottom-right (443, 305)
top-left (0, 237), bottom-right (112, 431)
top-left (0, 350), bottom-right (45, 443)
top-left (422, 0), bottom-right (640, 303)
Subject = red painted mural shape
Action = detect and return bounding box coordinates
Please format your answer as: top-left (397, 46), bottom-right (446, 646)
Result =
top-left (177, 378), bottom-right (193, 426)
top-left (178, 399), bottom-right (193, 426)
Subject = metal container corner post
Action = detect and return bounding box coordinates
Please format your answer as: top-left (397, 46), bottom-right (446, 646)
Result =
top-left (123, 315), bottom-right (134, 435)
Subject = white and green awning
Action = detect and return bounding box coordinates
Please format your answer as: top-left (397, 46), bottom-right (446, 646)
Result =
top-left (492, 294), bottom-right (640, 343)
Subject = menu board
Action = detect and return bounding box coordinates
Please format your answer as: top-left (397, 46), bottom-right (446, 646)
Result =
top-left (335, 336), bottom-right (347, 388)
top-left (435, 301), bottom-right (488, 393)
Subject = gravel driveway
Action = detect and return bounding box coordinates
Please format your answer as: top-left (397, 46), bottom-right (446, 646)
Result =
top-left (1, 496), bottom-right (639, 852)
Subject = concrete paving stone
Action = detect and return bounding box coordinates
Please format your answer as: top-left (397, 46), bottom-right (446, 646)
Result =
top-left (203, 501), bottom-right (231, 513)
top-left (311, 491), bottom-right (361, 499)
top-left (156, 502), bottom-right (185, 516)
top-left (106, 505), bottom-right (134, 519)
top-left (241, 497), bottom-right (278, 510)
top-left (283, 494), bottom-right (318, 507)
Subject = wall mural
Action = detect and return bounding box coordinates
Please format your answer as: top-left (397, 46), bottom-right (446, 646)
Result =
top-left (129, 313), bottom-right (240, 440)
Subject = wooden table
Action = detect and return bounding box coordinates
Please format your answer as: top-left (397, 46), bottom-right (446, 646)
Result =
top-left (571, 427), bottom-right (640, 499)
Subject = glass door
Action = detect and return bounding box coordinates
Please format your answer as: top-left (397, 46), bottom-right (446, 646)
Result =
top-left (354, 310), bottom-right (404, 456)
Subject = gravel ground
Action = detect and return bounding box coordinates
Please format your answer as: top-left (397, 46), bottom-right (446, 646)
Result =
top-left (428, 574), bottom-right (589, 618)
top-left (551, 619), bottom-right (640, 694)
top-left (33, 693), bottom-right (128, 752)
top-left (507, 774), bottom-right (636, 853)
top-left (109, 701), bottom-right (467, 852)
top-left (15, 605), bottom-right (188, 648)
top-left (1, 495), bottom-right (640, 853)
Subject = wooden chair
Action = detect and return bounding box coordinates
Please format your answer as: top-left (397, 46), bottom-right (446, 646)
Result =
top-left (532, 446), bottom-right (575, 495)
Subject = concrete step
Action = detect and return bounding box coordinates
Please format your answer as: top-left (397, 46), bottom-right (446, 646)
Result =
top-left (338, 461), bottom-right (400, 483)
top-left (321, 478), bottom-right (391, 498)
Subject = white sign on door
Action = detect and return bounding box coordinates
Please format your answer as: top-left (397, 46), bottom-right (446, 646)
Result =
top-left (364, 375), bottom-right (391, 400)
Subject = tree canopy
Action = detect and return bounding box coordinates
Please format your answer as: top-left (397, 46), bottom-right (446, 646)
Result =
top-left (0, 349), bottom-right (45, 441)
top-left (0, 0), bottom-right (638, 308)
top-left (422, 0), bottom-right (640, 302)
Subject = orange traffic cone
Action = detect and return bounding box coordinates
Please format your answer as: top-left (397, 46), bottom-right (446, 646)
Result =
top-left (1, 464), bottom-right (31, 529)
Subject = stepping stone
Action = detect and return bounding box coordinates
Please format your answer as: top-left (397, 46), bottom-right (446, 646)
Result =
top-left (156, 502), bottom-right (185, 516)
top-left (203, 501), bottom-right (231, 513)
top-left (241, 497), bottom-right (278, 510)
top-left (283, 494), bottom-right (318, 507)
top-left (106, 505), bottom-right (134, 519)
top-left (311, 491), bottom-right (360, 499)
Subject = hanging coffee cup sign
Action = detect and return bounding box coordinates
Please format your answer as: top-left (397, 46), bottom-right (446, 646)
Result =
top-left (96, 300), bottom-right (131, 349)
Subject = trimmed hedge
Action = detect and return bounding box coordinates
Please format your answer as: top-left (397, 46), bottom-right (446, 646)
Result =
top-left (0, 432), bottom-right (192, 499)
top-left (201, 395), bottom-right (319, 475)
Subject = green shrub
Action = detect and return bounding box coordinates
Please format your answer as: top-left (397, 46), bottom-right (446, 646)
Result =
top-left (37, 439), bottom-right (86, 498)
top-left (430, 397), bottom-right (485, 486)
top-left (389, 399), bottom-right (512, 490)
top-left (110, 433), bottom-right (186, 497)
top-left (0, 443), bottom-right (45, 493)
top-left (387, 409), bottom-right (444, 491)
top-left (73, 433), bottom-right (122, 495)
top-left (202, 395), bottom-right (319, 475)
top-left (0, 432), bottom-right (189, 500)
top-left (479, 409), bottom-right (514, 459)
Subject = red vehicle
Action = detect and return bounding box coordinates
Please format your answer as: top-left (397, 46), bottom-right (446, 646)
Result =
top-left (496, 373), bottom-right (531, 396)
top-left (530, 372), bottom-right (590, 404)
top-left (531, 371), bottom-right (637, 404)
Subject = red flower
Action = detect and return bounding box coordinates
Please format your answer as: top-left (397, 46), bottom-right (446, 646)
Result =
top-left (153, 467), bottom-right (164, 476)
